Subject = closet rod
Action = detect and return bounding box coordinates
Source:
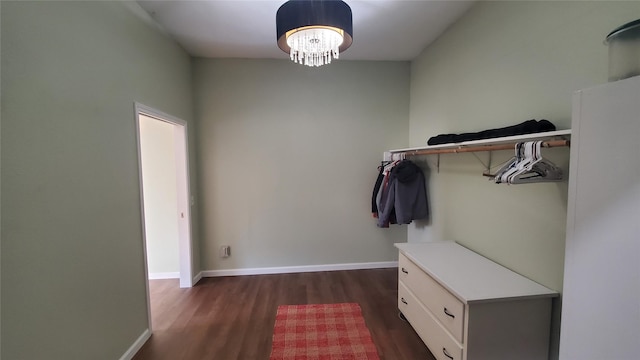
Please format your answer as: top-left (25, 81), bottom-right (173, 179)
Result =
top-left (391, 139), bottom-right (570, 157)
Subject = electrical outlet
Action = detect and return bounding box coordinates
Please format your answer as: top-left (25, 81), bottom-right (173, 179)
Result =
top-left (219, 245), bottom-right (231, 258)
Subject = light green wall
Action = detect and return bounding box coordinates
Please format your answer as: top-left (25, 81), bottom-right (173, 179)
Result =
top-left (410, 0), bottom-right (640, 293)
top-left (1, 1), bottom-right (195, 359)
top-left (194, 59), bottom-right (410, 270)
top-left (409, 1), bottom-right (640, 358)
top-left (139, 115), bottom-right (180, 275)
top-left (0, 1), bottom-right (3, 357)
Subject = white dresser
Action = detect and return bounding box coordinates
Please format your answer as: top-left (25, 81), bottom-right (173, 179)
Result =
top-left (395, 241), bottom-right (557, 360)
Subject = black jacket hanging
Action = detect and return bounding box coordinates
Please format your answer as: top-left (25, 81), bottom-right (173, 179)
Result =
top-left (371, 165), bottom-right (384, 217)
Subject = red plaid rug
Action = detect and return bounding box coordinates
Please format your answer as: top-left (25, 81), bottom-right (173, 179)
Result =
top-left (269, 303), bottom-right (380, 360)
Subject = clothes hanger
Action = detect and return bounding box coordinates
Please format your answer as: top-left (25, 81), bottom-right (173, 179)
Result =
top-left (483, 160), bottom-right (509, 180)
top-left (506, 142), bottom-right (535, 183)
top-left (484, 152), bottom-right (517, 182)
top-left (379, 160), bottom-right (392, 171)
top-left (493, 147), bottom-right (516, 184)
top-left (498, 142), bottom-right (528, 184)
top-left (509, 141), bottom-right (563, 184)
top-left (383, 155), bottom-right (401, 174)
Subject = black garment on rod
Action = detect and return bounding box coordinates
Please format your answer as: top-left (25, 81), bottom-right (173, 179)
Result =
top-left (371, 165), bottom-right (384, 216)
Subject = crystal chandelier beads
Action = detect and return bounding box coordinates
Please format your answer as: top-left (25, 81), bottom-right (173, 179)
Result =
top-left (286, 26), bottom-right (344, 67)
top-left (276, 0), bottom-right (353, 68)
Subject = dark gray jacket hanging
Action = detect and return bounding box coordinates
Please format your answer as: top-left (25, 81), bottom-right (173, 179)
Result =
top-left (377, 160), bottom-right (428, 227)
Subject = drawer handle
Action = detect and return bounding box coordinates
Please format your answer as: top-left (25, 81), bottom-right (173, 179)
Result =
top-left (401, 267), bottom-right (408, 274)
top-left (443, 347), bottom-right (454, 360)
top-left (443, 307), bottom-right (455, 319)
top-left (401, 297), bottom-right (408, 305)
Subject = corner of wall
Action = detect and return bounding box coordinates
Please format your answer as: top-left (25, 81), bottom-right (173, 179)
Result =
top-left (118, 329), bottom-right (151, 360)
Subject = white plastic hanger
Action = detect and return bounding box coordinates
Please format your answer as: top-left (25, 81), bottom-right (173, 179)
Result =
top-left (509, 141), bottom-right (563, 184)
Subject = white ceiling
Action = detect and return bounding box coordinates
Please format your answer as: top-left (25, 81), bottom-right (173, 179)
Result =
top-left (136, 0), bottom-right (476, 61)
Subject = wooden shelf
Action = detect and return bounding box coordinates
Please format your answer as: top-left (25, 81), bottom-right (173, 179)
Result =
top-left (387, 129), bottom-right (571, 157)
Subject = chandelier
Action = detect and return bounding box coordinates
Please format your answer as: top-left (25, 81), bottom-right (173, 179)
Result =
top-left (276, 0), bottom-right (353, 67)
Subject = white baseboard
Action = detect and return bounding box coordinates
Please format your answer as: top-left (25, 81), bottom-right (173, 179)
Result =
top-left (193, 271), bottom-right (203, 284)
top-left (201, 261), bottom-right (398, 277)
top-left (148, 272), bottom-right (179, 280)
top-left (119, 328), bottom-right (151, 360)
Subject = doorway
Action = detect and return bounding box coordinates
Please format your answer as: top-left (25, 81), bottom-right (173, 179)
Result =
top-left (135, 103), bottom-right (193, 290)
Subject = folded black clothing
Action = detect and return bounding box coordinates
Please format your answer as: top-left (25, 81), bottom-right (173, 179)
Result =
top-left (427, 119), bottom-right (556, 145)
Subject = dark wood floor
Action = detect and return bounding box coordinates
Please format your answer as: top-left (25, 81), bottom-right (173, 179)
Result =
top-left (133, 268), bottom-right (434, 360)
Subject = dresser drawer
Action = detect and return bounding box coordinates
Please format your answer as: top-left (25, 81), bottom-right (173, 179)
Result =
top-left (399, 281), bottom-right (463, 360)
top-left (399, 253), bottom-right (465, 343)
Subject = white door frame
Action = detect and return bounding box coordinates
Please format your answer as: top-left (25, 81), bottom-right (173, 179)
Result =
top-left (134, 103), bottom-right (194, 290)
